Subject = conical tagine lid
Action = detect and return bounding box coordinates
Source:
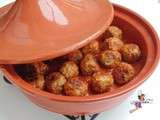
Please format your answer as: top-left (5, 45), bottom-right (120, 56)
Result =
top-left (0, 0), bottom-right (114, 64)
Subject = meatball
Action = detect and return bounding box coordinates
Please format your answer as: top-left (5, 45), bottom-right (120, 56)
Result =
top-left (99, 50), bottom-right (122, 68)
top-left (64, 77), bottom-right (88, 96)
top-left (112, 62), bottom-right (135, 85)
top-left (33, 62), bottom-right (49, 75)
top-left (14, 64), bottom-right (37, 82)
top-left (82, 40), bottom-right (100, 55)
top-left (31, 74), bottom-right (45, 90)
top-left (60, 61), bottom-right (79, 78)
top-left (46, 72), bottom-right (67, 94)
top-left (103, 37), bottom-right (124, 51)
top-left (45, 56), bottom-right (68, 72)
top-left (67, 50), bottom-right (83, 64)
top-left (80, 54), bottom-right (99, 75)
top-left (91, 72), bottom-right (113, 94)
top-left (106, 26), bottom-right (123, 39)
top-left (121, 43), bottom-right (141, 63)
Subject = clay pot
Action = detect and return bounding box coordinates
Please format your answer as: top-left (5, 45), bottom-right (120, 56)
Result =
top-left (0, 0), bottom-right (113, 64)
top-left (1, 3), bottom-right (160, 115)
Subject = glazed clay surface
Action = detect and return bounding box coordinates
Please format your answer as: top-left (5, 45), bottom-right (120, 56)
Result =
top-left (0, 0), bottom-right (113, 64)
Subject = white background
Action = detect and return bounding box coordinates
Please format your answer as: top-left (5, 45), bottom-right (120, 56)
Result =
top-left (0, 0), bottom-right (160, 120)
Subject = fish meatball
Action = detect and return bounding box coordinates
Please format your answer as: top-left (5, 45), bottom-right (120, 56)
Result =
top-left (67, 50), bottom-right (83, 64)
top-left (60, 61), bottom-right (79, 78)
top-left (45, 56), bottom-right (68, 72)
top-left (121, 43), bottom-right (141, 63)
top-left (82, 40), bottom-right (100, 55)
top-left (106, 26), bottom-right (123, 39)
top-left (80, 54), bottom-right (99, 75)
top-left (91, 72), bottom-right (113, 94)
top-left (99, 50), bottom-right (122, 68)
top-left (14, 64), bottom-right (37, 82)
top-left (64, 77), bottom-right (88, 96)
top-left (46, 72), bottom-right (67, 94)
top-left (31, 74), bottom-right (45, 90)
top-left (33, 62), bottom-right (49, 75)
top-left (103, 37), bottom-right (124, 51)
top-left (112, 62), bottom-right (135, 85)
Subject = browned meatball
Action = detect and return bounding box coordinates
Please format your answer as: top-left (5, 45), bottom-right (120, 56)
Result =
top-left (121, 43), bottom-right (141, 63)
top-left (82, 40), bottom-right (100, 55)
top-left (91, 72), bottom-right (113, 94)
top-left (60, 61), bottom-right (79, 78)
top-left (30, 74), bottom-right (45, 90)
top-left (112, 62), bottom-right (135, 85)
top-left (105, 26), bottom-right (123, 39)
top-left (80, 54), bottom-right (99, 75)
top-left (14, 64), bottom-right (37, 82)
top-left (46, 72), bottom-right (67, 94)
top-left (67, 50), bottom-right (83, 64)
top-left (99, 50), bottom-right (122, 68)
top-left (45, 56), bottom-right (68, 72)
top-left (64, 77), bottom-right (88, 96)
top-left (103, 37), bottom-right (124, 51)
top-left (33, 62), bottom-right (49, 74)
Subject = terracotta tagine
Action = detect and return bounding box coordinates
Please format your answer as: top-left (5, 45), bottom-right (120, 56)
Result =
top-left (0, 0), bottom-right (159, 117)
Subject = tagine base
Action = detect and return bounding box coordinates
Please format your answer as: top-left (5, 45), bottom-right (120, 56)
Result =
top-left (3, 76), bottom-right (100, 120)
top-left (63, 114), bottom-right (100, 120)
top-left (3, 76), bottom-right (12, 85)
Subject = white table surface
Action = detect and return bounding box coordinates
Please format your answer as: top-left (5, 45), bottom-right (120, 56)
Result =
top-left (0, 0), bottom-right (160, 120)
